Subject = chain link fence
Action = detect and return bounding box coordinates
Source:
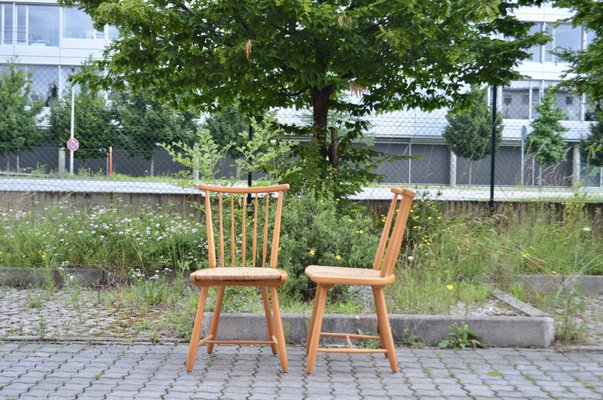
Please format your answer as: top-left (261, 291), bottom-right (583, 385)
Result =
top-left (0, 65), bottom-right (601, 203)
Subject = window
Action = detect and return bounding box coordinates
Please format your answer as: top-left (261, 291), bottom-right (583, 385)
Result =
top-left (501, 82), bottom-right (531, 119)
top-left (25, 65), bottom-right (60, 104)
top-left (63, 8), bottom-right (103, 39)
top-left (545, 22), bottom-right (582, 63)
top-left (1, 4), bottom-right (59, 46)
top-left (2, 3), bottom-right (13, 44)
top-left (527, 23), bottom-right (542, 62)
top-left (586, 29), bottom-right (596, 48)
top-left (108, 25), bottom-right (118, 41)
top-left (16, 4), bottom-right (24, 44)
top-left (28, 6), bottom-right (59, 46)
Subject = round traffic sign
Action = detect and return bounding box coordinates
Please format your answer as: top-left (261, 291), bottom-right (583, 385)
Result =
top-left (67, 138), bottom-right (79, 151)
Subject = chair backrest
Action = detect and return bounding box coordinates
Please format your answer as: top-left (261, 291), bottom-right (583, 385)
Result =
top-left (199, 184), bottom-right (289, 269)
top-left (373, 188), bottom-right (416, 278)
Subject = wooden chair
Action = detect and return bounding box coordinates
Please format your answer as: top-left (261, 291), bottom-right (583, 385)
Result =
top-left (304, 187), bottom-right (416, 374)
top-left (186, 184), bottom-right (289, 373)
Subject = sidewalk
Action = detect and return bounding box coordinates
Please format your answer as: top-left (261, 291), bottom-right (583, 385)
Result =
top-left (1, 342), bottom-right (602, 399)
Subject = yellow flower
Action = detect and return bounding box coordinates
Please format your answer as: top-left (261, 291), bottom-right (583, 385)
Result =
top-left (357, 229), bottom-right (365, 235)
top-left (335, 255), bottom-right (342, 260)
top-left (348, 218), bottom-right (353, 222)
top-left (427, 216), bottom-right (432, 220)
top-left (309, 249), bottom-right (315, 256)
top-left (446, 284), bottom-right (454, 291)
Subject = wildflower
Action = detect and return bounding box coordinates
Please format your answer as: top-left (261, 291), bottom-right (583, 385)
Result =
top-left (357, 229), bottom-right (365, 235)
top-left (407, 256), bottom-right (414, 261)
top-left (309, 249), bottom-right (315, 256)
top-left (582, 227), bottom-right (592, 232)
top-left (446, 284), bottom-right (454, 291)
top-left (335, 255), bottom-right (342, 260)
top-left (427, 216), bottom-right (432, 220)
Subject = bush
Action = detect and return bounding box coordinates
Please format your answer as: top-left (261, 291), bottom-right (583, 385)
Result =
top-left (279, 196), bottom-right (380, 299)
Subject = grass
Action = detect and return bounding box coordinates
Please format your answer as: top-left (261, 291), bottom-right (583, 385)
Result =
top-left (0, 198), bottom-right (601, 342)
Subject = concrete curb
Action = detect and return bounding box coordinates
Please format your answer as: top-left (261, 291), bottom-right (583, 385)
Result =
top-left (515, 274), bottom-right (603, 295)
top-left (0, 312), bottom-right (555, 349)
top-left (197, 311), bottom-right (555, 348)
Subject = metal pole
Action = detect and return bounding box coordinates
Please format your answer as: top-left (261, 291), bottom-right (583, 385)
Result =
top-left (69, 85), bottom-right (75, 175)
top-left (489, 86), bottom-right (497, 213)
top-left (247, 123), bottom-right (253, 204)
top-left (520, 126), bottom-right (527, 186)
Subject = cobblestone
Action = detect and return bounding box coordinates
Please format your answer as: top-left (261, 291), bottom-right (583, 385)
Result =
top-left (0, 343), bottom-right (601, 399)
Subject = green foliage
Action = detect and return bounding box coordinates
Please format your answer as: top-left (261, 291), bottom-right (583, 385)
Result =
top-left (70, 0), bottom-right (547, 197)
top-left (405, 196), bottom-right (446, 250)
top-left (555, 0), bottom-right (603, 102)
top-left (279, 195), bottom-right (379, 299)
top-left (160, 129), bottom-right (231, 183)
top-left (444, 87), bottom-right (503, 161)
top-left (203, 104), bottom-right (249, 157)
top-left (162, 118), bottom-right (296, 183)
top-left (48, 87), bottom-right (113, 159)
top-left (128, 268), bottom-right (169, 306)
top-left (438, 322), bottom-right (484, 349)
top-left (581, 110), bottom-right (603, 166)
top-left (0, 204), bottom-right (205, 277)
top-left (234, 118), bottom-right (298, 183)
top-left (111, 90), bottom-right (197, 162)
top-left (0, 62), bottom-right (44, 166)
top-left (527, 90), bottom-right (568, 167)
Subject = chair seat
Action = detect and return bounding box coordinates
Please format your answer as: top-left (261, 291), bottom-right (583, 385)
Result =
top-left (305, 265), bottom-right (395, 286)
top-left (190, 267), bottom-right (288, 285)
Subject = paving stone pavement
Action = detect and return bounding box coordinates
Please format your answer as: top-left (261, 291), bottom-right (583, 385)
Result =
top-left (0, 342), bottom-right (602, 399)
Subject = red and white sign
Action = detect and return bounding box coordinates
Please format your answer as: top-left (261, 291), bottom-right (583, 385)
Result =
top-left (66, 138), bottom-right (80, 151)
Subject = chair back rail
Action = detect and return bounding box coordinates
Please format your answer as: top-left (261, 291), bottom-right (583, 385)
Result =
top-left (199, 184), bottom-right (289, 269)
top-left (372, 188), bottom-right (416, 278)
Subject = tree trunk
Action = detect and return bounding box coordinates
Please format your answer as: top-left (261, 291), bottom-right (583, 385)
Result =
top-left (150, 157), bottom-right (155, 177)
top-left (311, 87), bottom-right (332, 161)
top-left (468, 161), bottom-right (473, 185)
top-left (538, 165), bottom-right (543, 186)
top-left (16, 154), bottom-right (20, 171)
top-left (5, 153), bottom-right (10, 172)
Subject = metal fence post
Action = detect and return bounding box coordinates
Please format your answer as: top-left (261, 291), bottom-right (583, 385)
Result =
top-left (489, 86), bottom-right (498, 213)
top-left (58, 148), bottom-right (66, 175)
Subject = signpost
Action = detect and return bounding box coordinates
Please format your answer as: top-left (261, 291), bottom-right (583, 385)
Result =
top-left (69, 86), bottom-right (76, 174)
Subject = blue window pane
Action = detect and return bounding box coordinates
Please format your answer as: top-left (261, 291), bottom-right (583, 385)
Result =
top-left (63, 8), bottom-right (102, 39)
top-left (16, 5), bottom-right (25, 44)
top-left (3, 4), bottom-right (13, 44)
top-left (29, 6), bottom-right (59, 46)
top-left (527, 23), bottom-right (541, 62)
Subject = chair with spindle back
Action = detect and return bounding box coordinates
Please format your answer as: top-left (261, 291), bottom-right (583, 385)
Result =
top-left (304, 187), bottom-right (416, 374)
top-left (186, 184), bottom-right (289, 373)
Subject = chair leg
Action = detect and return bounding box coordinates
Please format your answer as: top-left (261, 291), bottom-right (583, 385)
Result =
top-left (373, 287), bottom-right (398, 372)
top-left (269, 287), bottom-right (288, 373)
top-left (206, 286), bottom-right (225, 354)
top-left (306, 285), bottom-right (328, 374)
top-left (306, 288), bottom-right (320, 354)
top-left (261, 288), bottom-right (278, 355)
top-left (186, 286), bottom-right (209, 372)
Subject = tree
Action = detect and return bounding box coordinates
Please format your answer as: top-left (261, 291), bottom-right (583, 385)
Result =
top-left (48, 87), bottom-right (114, 160)
top-left (0, 62), bottom-right (43, 170)
top-left (443, 87), bottom-right (503, 184)
top-left (526, 90), bottom-right (568, 184)
top-left (111, 91), bottom-right (197, 176)
top-left (582, 110), bottom-right (603, 167)
top-left (69, 0), bottom-right (547, 196)
top-left (555, 0), bottom-right (603, 103)
top-left (202, 104), bottom-right (249, 158)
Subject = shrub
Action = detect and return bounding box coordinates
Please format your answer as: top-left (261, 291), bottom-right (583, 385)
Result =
top-left (279, 196), bottom-right (379, 299)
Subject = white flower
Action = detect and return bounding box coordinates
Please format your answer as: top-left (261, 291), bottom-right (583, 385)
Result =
top-left (582, 227), bottom-right (592, 232)
top-left (407, 256), bottom-right (414, 261)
